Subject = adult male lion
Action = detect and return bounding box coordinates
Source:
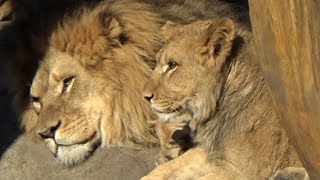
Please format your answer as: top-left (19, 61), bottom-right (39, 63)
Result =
top-left (0, 0), bottom-right (250, 166)
top-left (142, 19), bottom-right (308, 179)
top-left (22, 1), bottom-right (164, 166)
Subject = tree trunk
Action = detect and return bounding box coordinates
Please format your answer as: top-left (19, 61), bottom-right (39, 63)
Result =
top-left (249, 0), bottom-right (320, 179)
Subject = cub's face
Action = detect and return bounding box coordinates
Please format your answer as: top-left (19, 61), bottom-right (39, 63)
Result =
top-left (143, 19), bottom-right (235, 122)
top-left (28, 49), bottom-right (107, 166)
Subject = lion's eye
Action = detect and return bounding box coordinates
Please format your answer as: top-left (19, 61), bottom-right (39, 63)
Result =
top-left (62, 76), bottom-right (75, 93)
top-left (165, 59), bottom-right (178, 74)
top-left (30, 96), bottom-right (41, 113)
top-left (31, 96), bottom-right (40, 103)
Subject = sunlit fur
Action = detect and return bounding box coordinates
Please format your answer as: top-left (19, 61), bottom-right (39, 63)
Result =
top-left (143, 19), bottom-right (305, 179)
top-left (0, 0), bottom-right (250, 166)
top-left (154, 117), bottom-right (192, 166)
top-left (23, 1), bottom-right (162, 166)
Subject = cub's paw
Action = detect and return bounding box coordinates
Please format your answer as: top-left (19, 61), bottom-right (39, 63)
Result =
top-left (269, 167), bottom-right (309, 180)
top-left (156, 121), bottom-right (193, 166)
top-left (155, 153), bottom-right (174, 166)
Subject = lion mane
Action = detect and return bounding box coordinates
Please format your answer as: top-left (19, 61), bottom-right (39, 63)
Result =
top-left (0, 0), bottom-right (250, 166)
top-left (9, 0), bottom-right (163, 165)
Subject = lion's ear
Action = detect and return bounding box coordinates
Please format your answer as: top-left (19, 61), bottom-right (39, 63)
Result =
top-left (205, 18), bottom-right (235, 64)
top-left (100, 14), bottom-right (126, 48)
top-left (161, 21), bottom-right (180, 41)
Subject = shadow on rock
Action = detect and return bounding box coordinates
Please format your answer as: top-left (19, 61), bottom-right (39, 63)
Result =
top-left (0, 70), bottom-right (22, 159)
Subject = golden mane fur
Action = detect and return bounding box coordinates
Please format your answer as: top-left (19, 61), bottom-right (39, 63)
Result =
top-left (20, 0), bottom-right (164, 165)
top-left (142, 19), bottom-right (306, 179)
top-left (0, 0), bottom-right (251, 166)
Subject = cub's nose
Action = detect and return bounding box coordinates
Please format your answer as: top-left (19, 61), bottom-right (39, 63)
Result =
top-left (144, 93), bottom-right (154, 102)
top-left (38, 121), bottom-right (61, 139)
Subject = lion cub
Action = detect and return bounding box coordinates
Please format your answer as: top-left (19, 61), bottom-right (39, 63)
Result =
top-left (143, 19), bottom-right (308, 179)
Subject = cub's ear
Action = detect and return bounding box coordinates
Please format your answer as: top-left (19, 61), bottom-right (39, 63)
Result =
top-left (100, 13), bottom-right (125, 48)
top-left (204, 18), bottom-right (235, 65)
top-left (161, 21), bottom-right (181, 41)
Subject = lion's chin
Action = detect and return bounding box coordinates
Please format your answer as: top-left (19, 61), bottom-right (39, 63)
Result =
top-left (152, 105), bottom-right (186, 122)
top-left (44, 137), bottom-right (101, 166)
top-left (153, 104), bottom-right (193, 124)
top-left (56, 142), bottom-right (99, 166)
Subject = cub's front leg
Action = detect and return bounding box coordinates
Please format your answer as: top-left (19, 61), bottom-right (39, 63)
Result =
top-left (155, 120), bottom-right (193, 165)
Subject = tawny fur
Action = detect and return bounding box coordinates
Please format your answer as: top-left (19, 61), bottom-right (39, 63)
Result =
top-left (24, 0), bottom-right (163, 166)
top-left (142, 19), bottom-right (306, 179)
top-left (0, 0), bottom-right (250, 166)
top-left (155, 119), bottom-right (193, 166)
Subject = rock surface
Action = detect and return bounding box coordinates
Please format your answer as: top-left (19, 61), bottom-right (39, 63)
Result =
top-left (0, 135), bottom-right (158, 180)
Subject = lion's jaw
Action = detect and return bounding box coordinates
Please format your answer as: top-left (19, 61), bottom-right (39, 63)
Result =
top-left (149, 85), bottom-right (216, 124)
top-left (45, 112), bottom-right (103, 166)
top-left (44, 128), bottom-right (102, 166)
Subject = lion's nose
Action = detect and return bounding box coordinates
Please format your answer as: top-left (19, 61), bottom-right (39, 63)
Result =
top-left (144, 94), bottom-right (154, 102)
top-left (38, 121), bottom-right (61, 139)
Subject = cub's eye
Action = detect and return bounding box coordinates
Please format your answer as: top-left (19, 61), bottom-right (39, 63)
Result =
top-left (168, 60), bottom-right (177, 70)
top-left (165, 59), bottom-right (178, 74)
top-left (62, 76), bottom-right (75, 93)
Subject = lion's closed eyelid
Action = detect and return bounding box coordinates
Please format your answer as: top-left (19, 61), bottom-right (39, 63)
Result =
top-left (30, 96), bottom-right (40, 102)
top-left (30, 96), bottom-right (42, 113)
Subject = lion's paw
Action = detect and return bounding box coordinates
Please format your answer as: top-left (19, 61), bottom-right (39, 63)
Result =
top-left (269, 167), bottom-right (309, 180)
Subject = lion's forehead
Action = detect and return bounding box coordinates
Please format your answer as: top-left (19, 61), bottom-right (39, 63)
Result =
top-left (164, 38), bottom-right (202, 59)
top-left (47, 50), bottom-right (81, 74)
top-left (31, 49), bottom-right (84, 97)
top-left (30, 65), bottom-right (49, 97)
